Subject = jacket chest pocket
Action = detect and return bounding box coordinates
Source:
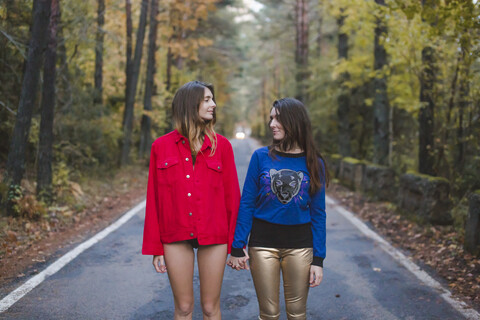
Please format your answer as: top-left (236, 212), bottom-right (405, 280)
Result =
top-left (206, 160), bottom-right (223, 188)
top-left (157, 157), bottom-right (180, 185)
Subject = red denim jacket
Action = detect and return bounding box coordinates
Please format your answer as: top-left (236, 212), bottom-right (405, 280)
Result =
top-left (142, 130), bottom-right (241, 256)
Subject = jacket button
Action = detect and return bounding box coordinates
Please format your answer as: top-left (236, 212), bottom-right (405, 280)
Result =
top-left (182, 140), bottom-right (185, 144)
top-left (186, 175), bottom-right (190, 178)
top-left (185, 157), bottom-right (189, 161)
top-left (187, 193), bottom-right (191, 197)
top-left (189, 212), bottom-right (192, 216)
top-left (165, 163), bottom-right (168, 166)
top-left (190, 233), bottom-right (194, 237)
top-left (217, 166), bottom-right (221, 170)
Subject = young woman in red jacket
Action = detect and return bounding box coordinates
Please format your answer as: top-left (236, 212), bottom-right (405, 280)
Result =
top-left (142, 81), bottom-right (241, 320)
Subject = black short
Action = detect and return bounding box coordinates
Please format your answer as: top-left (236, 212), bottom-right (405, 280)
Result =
top-left (186, 238), bottom-right (199, 249)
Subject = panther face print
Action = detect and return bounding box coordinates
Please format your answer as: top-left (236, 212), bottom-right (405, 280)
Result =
top-left (269, 169), bottom-right (304, 204)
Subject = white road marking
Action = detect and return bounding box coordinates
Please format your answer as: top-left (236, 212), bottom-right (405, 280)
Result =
top-left (326, 196), bottom-right (480, 320)
top-left (0, 200), bottom-right (146, 313)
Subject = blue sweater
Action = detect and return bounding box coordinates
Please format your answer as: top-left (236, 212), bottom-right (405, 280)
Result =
top-left (232, 147), bottom-right (326, 263)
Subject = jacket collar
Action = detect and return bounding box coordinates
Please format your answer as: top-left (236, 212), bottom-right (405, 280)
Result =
top-left (173, 129), bottom-right (213, 151)
top-left (173, 129), bottom-right (186, 144)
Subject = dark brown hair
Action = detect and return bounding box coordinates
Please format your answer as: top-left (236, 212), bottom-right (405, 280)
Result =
top-left (269, 98), bottom-right (329, 194)
top-left (172, 80), bottom-right (217, 154)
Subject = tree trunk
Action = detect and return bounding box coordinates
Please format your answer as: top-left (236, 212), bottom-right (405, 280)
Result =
top-left (456, 78), bottom-right (467, 170)
top-left (94, 0), bottom-right (105, 107)
top-left (295, 0), bottom-right (308, 103)
top-left (164, 42), bottom-right (173, 135)
top-left (437, 55), bottom-right (460, 177)
top-left (336, 12), bottom-right (351, 157)
top-left (123, 0), bottom-right (133, 128)
top-left (372, 0), bottom-right (389, 165)
top-left (164, 3), bottom-right (174, 134)
top-left (37, 0), bottom-right (59, 202)
top-left (139, 0), bottom-right (159, 159)
top-left (4, 0), bottom-right (51, 215)
top-left (418, 45), bottom-right (435, 175)
top-left (456, 46), bottom-right (470, 171)
top-left (57, 19), bottom-right (73, 113)
top-left (166, 44), bottom-right (172, 92)
top-left (121, 0), bottom-right (149, 166)
top-left (418, 0), bottom-right (436, 175)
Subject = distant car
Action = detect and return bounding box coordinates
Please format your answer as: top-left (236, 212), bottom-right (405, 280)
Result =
top-left (235, 132), bottom-right (246, 139)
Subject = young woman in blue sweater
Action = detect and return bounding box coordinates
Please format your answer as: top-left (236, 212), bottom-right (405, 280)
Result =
top-left (227, 98), bottom-right (328, 320)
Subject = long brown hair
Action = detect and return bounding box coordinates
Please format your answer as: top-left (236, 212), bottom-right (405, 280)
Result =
top-left (172, 80), bottom-right (217, 155)
top-left (269, 98), bottom-right (329, 194)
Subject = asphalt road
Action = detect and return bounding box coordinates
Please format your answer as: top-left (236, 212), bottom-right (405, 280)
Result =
top-left (0, 137), bottom-right (471, 319)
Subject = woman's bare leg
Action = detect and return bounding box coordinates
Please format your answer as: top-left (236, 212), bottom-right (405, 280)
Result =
top-left (197, 244), bottom-right (228, 320)
top-left (164, 242), bottom-right (195, 320)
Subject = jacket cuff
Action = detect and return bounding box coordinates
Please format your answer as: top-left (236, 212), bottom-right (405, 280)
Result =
top-left (231, 247), bottom-right (246, 257)
top-left (312, 256), bottom-right (324, 267)
top-left (142, 243), bottom-right (164, 256)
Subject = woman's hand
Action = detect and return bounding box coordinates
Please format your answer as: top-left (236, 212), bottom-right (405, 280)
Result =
top-left (309, 265), bottom-right (323, 287)
top-left (226, 249), bottom-right (250, 270)
top-left (153, 255), bottom-right (167, 273)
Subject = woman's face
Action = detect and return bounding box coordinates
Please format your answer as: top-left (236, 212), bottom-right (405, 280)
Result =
top-left (270, 108), bottom-right (285, 141)
top-left (198, 87), bottom-right (216, 121)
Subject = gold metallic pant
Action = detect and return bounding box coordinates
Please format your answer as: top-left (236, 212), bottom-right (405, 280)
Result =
top-left (248, 247), bottom-right (313, 320)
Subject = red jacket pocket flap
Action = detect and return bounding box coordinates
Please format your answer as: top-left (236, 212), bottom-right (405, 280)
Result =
top-left (157, 157), bottom-right (180, 169)
top-left (206, 160), bottom-right (222, 172)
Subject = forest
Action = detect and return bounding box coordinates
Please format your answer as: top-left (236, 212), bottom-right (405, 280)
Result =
top-left (0, 0), bottom-right (479, 245)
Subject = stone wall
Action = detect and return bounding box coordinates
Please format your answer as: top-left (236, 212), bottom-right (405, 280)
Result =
top-left (362, 164), bottom-right (397, 201)
top-left (397, 172), bottom-right (452, 225)
top-left (332, 156), bottom-right (453, 225)
top-left (328, 155), bottom-right (480, 253)
top-left (338, 157), bottom-right (365, 191)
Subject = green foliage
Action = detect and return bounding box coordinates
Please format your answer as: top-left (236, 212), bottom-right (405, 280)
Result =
top-left (6, 184), bottom-right (46, 219)
top-left (1, 0), bottom-right (479, 222)
top-left (238, 0), bottom-right (480, 206)
top-left (51, 160), bottom-right (76, 205)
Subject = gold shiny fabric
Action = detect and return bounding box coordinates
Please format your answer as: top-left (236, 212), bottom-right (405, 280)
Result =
top-left (248, 247), bottom-right (313, 320)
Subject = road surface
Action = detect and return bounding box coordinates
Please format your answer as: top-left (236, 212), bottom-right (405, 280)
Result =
top-left (0, 137), bottom-right (473, 319)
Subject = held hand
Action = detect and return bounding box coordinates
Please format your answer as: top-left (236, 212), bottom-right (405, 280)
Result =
top-left (240, 248), bottom-right (250, 270)
top-left (309, 265), bottom-right (323, 287)
top-left (153, 255), bottom-right (167, 273)
top-left (227, 249), bottom-right (250, 270)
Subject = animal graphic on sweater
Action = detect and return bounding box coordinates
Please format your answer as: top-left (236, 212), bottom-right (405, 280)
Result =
top-left (269, 169), bottom-right (304, 204)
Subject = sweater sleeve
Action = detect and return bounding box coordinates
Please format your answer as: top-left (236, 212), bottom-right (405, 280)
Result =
top-left (222, 139), bottom-right (241, 254)
top-left (310, 159), bottom-right (326, 267)
top-left (142, 145), bottom-right (164, 256)
top-left (231, 150), bottom-right (260, 257)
